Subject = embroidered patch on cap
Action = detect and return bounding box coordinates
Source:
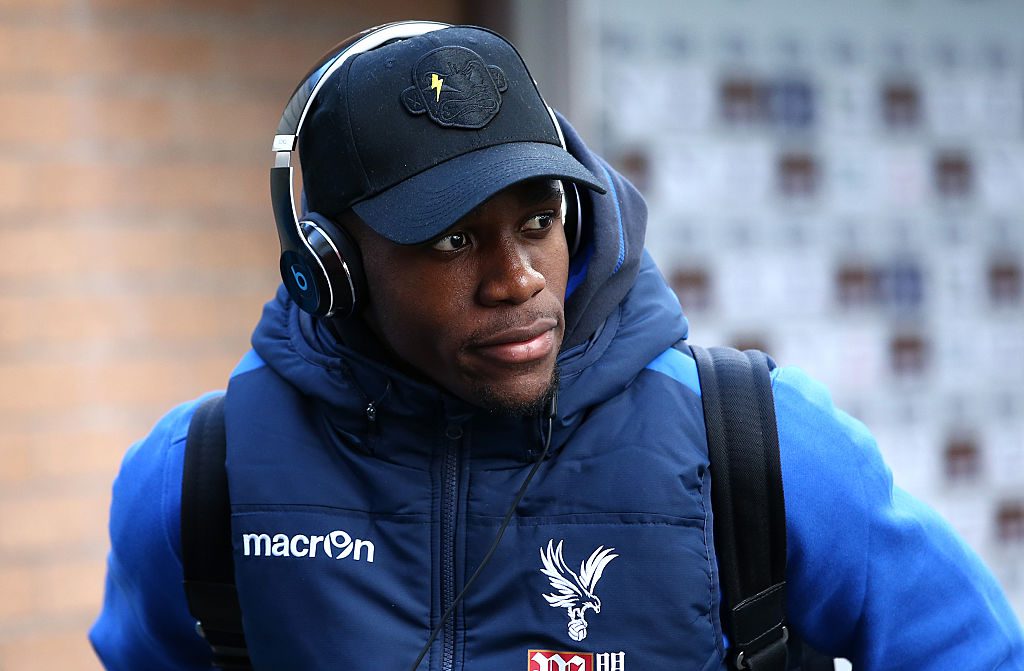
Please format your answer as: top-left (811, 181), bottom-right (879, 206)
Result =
top-left (401, 46), bottom-right (508, 129)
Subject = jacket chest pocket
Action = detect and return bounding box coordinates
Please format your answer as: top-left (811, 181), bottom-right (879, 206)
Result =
top-left (460, 513), bottom-right (725, 670)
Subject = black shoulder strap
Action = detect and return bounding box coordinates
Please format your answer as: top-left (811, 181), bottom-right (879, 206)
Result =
top-left (691, 345), bottom-right (790, 670)
top-left (181, 393), bottom-right (252, 670)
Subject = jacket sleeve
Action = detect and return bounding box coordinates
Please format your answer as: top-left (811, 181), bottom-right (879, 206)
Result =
top-left (89, 397), bottom-right (215, 671)
top-left (773, 366), bottom-right (1024, 670)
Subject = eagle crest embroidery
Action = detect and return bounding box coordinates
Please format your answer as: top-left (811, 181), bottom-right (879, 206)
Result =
top-left (539, 539), bottom-right (619, 641)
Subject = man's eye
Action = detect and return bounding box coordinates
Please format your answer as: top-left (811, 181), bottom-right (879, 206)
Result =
top-left (523, 213), bottom-right (557, 231)
top-left (432, 232), bottom-right (470, 252)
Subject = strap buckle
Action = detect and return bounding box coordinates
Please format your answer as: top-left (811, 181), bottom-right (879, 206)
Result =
top-left (735, 625), bottom-right (788, 670)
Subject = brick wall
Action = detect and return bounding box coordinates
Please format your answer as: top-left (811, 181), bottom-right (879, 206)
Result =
top-left (0, 1), bottom-right (469, 668)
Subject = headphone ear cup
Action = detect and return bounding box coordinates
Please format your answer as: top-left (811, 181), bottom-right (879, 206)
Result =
top-left (284, 211), bottom-right (367, 318)
top-left (563, 182), bottom-right (583, 258)
top-left (319, 214), bottom-right (367, 318)
top-left (280, 244), bottom-right (331, 318)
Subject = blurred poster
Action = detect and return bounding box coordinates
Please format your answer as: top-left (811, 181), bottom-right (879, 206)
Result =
top-left (825, 72), bottom-right (875, 134)
top-left (925, 74), bottom-right (974, 137)
top-left (651, 140), bottom-right (719, 214)
top-left (718, 140), bottom-right (772, 209)
top-left (978, 74), bottom-right (1023, 136)
top-left (657, 64), bottom-right (715, 132)
top-left (878, 145), bottom-right (927, 207)
top-left (978, 146), bottom-right (1024, 211)
top-left (828, 140), bottom-right (881, 212)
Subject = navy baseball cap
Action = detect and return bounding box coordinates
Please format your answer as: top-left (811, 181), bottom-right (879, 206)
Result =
top-left (298, 25), bottom-right (606, 244)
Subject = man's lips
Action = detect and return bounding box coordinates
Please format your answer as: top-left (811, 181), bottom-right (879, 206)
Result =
top-left (468, 318), bottom-right (559, 365)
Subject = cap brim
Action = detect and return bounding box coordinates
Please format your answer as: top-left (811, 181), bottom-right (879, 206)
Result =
top-left (350, 142), bottom-right (606, 244)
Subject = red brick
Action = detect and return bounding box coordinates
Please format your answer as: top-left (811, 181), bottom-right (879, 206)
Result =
top-left (0, 424), bottom-right (141, 484)
top-left (82, 89), bottom-right (278, 156)
top-left (0, 224), bottom-right (277, 280)
top-left (0, 353), bottom-right (240, 414)
top-left (0, 90), bottom-right (77, 150)
top-left (88, 29), bottom-right (215, 78)
top-left (0, 227), bottom-right (77, 279)
top-left (85, 0), bottom-right (258, 14)
top-left (0, 286), bottom-right (274, 349)
top-left (0, 564), bottom-right (33, 620)
top-left (0, 0), bottom-right (73, 11)
top-left (0, 24), bottom-right (214, 80)
top-left (0, 160), bottom-right (106, 212)
top-left (0, 158), bottom-right (269, 215)
top-left (205, 4), bottom-right (465, 86)
top-left (84, 93), bottom-right (174, 148)
top-left (0, 492), bottom-right (110, 554)
top-left (0, 160), bottom-right (33, 211)
top-left (166, 93), bottom-right (282, 152)
top-left (0, 360), bottom-right (84, 414)
top-left (0, 5), bottom-right (477, 665)
top-left (215, 33), bottom-right (329, 86)
top-left (0, 629), bottom-right (104, 671)
top-left (296, 0), bottom-right (465, 25)
top-left (0, 24), bottom-right (85, 79)
top-left (0, 439), bottom-right (31, 485)
top-left (31, 428), bottom-right (135, 483)
top-left (0, 558), bottom-right (105, 621)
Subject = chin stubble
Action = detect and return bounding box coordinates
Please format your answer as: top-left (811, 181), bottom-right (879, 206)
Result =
top-left (471, 366), bottom-right (560, 418)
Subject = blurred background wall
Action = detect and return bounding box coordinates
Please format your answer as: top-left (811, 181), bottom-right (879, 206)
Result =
top-left (0, 0), bottom-right (1020, 669)
top-left (555, 0), bottom-right (1024, 624)
top-left (0, 1), bottom-right (492, 668)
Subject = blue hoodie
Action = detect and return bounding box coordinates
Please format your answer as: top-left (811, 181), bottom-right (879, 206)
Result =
top-left (90, 117), bottom-right (1023, 670)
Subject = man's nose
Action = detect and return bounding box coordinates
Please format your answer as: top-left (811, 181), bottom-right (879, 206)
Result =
top-left (477, 239), bottom-right (545, 306)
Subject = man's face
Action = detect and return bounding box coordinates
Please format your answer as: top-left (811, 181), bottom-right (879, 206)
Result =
top-left (346, 179), bottom-right (569, 415)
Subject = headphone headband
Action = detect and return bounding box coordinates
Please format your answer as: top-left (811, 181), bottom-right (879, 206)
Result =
top-left (272, 21), bottom-right (450, 155)
top-left (270, 21), bottom-right (451, 318)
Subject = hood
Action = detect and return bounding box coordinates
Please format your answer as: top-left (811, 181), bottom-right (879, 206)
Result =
top-left (249, 114), bottom-right (689, 451)
top-left (558, 111), bottom-right (652, 350)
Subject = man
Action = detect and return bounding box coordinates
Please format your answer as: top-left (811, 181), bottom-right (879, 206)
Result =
top-left (90, 22), bottom-right (1023, 670)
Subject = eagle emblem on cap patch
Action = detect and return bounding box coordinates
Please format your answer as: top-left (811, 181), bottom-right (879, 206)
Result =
top-left (401, 46), bottom-right (508, 129)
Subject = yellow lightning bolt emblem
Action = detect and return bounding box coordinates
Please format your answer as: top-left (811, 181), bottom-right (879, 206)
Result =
top-left (430, 73), bottom-right (444, 102)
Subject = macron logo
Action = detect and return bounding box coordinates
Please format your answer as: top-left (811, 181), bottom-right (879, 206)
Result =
top-left (242, 530), bottom-right (375, 563)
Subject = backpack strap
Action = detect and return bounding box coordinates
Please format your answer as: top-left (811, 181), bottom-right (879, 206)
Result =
top-left (691, 346), bottom-right (789, 670)
top-left (181, 393), bottom-right (252, 670)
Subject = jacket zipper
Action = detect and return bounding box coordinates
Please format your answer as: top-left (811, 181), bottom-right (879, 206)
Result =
top-left (441, 423), bottom-right (463, 671)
